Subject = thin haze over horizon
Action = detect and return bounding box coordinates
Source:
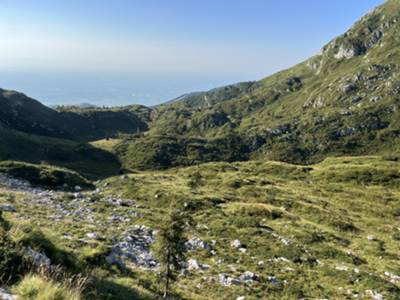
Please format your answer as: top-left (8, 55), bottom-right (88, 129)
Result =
top-left (0, 0), bottom-right (385, 106)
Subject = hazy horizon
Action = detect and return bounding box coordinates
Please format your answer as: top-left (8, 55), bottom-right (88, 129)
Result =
top-left (0, 69), bottom-right (258, 107)
top-left (0, 0), bottom-right (384, 106)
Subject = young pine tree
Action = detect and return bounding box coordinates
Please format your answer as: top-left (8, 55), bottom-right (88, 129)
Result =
top-left (155, 201), bottom-right (192, 298)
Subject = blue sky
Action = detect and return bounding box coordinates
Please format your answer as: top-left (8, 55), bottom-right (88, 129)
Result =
top-left (0, 0), bottom-right (385, 105)
top-left (0, 0), bottom-right (384, 77)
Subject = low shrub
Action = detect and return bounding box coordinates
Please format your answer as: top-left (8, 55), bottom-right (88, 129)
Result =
top-left (14, 274), bottom-right (82, 300)
top-left (0, 212), bottom-right (29, 284)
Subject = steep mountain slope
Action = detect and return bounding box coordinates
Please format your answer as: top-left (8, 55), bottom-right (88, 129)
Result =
top-left (58, 108), bottom-right (149, 141)
top-left (162, 81), bottom-right (256, 108)
top-left (0, 128), bottom-right (121, 179)
top-left (0, 89), bottom-right (70, 138)
top-left (0, 89), bottom-right (150, 176)
top-left (0, 89), bottom-right (149, 141)
top-left (2, 1), bottom-right (399, 173)
top-left (116, 0), bottom-right (400, 169)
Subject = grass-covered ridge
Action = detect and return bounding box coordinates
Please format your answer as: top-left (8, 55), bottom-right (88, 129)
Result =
top-left (110, 0), bottom-right (400, 169)
top-left (0, 161), bottom-right (93, 190)
top-left (0, 129), bottom-right (121, 179)
top-left (0, 89), bottom-right (149, 142)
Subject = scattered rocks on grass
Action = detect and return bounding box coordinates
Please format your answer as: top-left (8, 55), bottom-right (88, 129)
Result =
top-left (230, 239), bottom-right (242, 248)
top-left (217, 271), bottom-right (261, 287)
top-left (0, 173), bottom-right (32, 191)
top-left (335, 265), bottom-right (349, 271)
top-left (186, 237), bottom-right (212, 252)
top-left (271, 232), bottom-right (292, 245)
top-left (218, 274), bottom-right (241, 286)
top-left (230, 239), bottom-right (248, 253)
top-left (239, 271), bottom-right (259, 283)
top-left (106, 225), bottom-right (158, 269)
top-left (267, 276), bottom-right (280, 286)
top-left (86, 232), bottom-right (98, 239)
top-left (366, 290), bottom-right (384, 300)
top-left (0, 204), bottom-right (16, 212)
top-left (268, 257), bottom-right (290, 263)
top-left (341, 83), bottom-right (357, 93)
top-left (186, 259), bottom-right (211, 271)
top-left (0, 173), bottom-right (142, 229)
top-left (384, 271), bottom-right (400, 283)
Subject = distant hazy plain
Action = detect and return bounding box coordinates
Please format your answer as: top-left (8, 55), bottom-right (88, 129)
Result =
top-left (0, 69), bottom-right (252, 107)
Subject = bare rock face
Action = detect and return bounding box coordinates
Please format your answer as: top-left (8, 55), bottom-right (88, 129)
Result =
top-left (366, 290), bottom-right (384, 300)
top-left (239, 271), bottom-right (259, 283)
top-left (341, 83), bottom-right (357, 94)
top-left (230, 239), bottom-right (242, 248)
top-left (0, 204), bottom-right (16, 212)
top-left (218, 274), bottom-right (241, 286)
top-left (334, 45), bottom-right (358, 60)
top-left (25, 247), bottom-right (51, 267)
top-left (186, 259), bottom-right (211, 271)
top-left (0, 288), bottom-right (17, 300)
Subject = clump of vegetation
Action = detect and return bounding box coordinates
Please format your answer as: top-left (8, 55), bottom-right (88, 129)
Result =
top-left (14, 274), bottom-right (83, 300)
top-left (0, 211), bottom-right (29, 284)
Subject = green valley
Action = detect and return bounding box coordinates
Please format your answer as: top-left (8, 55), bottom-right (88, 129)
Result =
top-left (0, 1), bottom-right (400, 299)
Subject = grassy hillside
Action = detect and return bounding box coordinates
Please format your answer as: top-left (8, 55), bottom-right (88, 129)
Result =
top-left (0, 161), bottom-right (93, 190)
top-left (0, 89), bottom-right (70, 138)
top-left (111, 0), bottom-right (400, 169)
top-left (0, 89), bottom-right (149, 142)
top-left (161, 81), bottom-right (256, 108)
top-left (1, 2), bottom-right (400, 300)
top-left (1, 155), bottom-right (399, 299)
top-left (0, 129), bottom-right (121, 179)
top-left (2, 2), bottom-right (400, 173)
top-left (113, 134), bottom-right (249, 170)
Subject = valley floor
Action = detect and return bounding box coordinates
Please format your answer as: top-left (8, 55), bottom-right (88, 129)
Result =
top-left (0, 156), bottom-right (400, 299)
